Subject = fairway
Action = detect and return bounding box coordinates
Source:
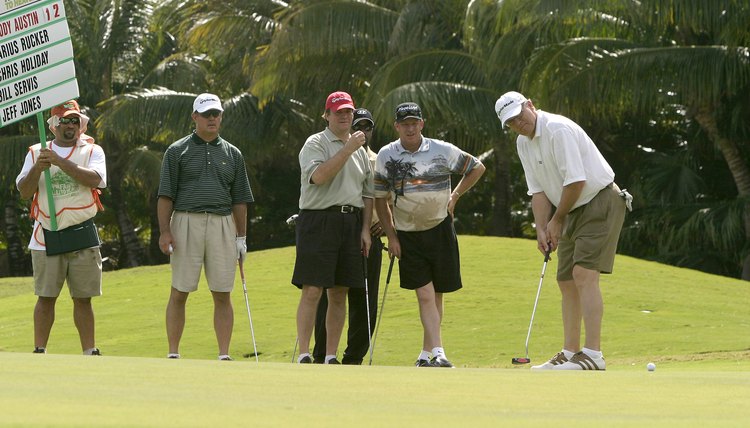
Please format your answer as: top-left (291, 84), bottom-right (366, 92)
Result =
top-left (1, 236), bottom-right (749, 426)
top-left (0, 352), bottom-right (748, 426)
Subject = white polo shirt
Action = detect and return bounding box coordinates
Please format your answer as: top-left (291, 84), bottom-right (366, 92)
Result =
top-left (516, 110), bottom-right (614, 209)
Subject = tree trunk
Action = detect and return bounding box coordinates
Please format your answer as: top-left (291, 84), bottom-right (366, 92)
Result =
top-left (107, 176), bottom-right (145, 268)
top-left (4, 192), bottom-right (31, 276)
top-left (693, 107), bottom-right (750, 280)
top-left (489, 138), bottom-right (512, 236)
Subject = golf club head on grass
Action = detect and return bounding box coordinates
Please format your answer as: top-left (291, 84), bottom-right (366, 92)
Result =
top-left (243, 352), bottom-right (263, 358)
top-left (511, 357), bottom-right (531, 365)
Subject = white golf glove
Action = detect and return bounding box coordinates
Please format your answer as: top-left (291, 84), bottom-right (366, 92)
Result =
top-left (236, 236), bottom-right (247, 263)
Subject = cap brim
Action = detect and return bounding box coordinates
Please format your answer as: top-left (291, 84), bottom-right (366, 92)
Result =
top-left (353, 117), bottom-right (374, 126)
top-left (396, 115), bottom-right (422, 122)
top-left (500, 104), bottom-right (523, 127)
top-left (331, 103), bottom-right (355, 112)
top-left (195, 105), bottom-right (224, 113)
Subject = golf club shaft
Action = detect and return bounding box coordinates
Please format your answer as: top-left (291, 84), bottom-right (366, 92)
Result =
top-left (238, 260), bottom-right (259, 362)
top-left (523, 249), bottom-right (551, 359)
top-left (369, 255), bottom-right (394, 365)
top-left (363, 254), bottom-right (374, 365)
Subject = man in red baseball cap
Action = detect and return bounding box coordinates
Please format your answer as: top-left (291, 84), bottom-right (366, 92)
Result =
top-left (291, 91), bottom-right (374, 364)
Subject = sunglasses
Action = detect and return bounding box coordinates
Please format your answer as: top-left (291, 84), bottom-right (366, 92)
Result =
top-left (59, 117), bottom-right (80, 125)
top-left (199, 109), bottom-right (222, 118)
top-left (353, 124), bottom-right (373, 132)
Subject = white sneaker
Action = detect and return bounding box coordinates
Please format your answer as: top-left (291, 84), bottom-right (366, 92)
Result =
top-left (530, 352), bottom-right (569, 370)
top-left (555, 351), bottom-right (606, 370)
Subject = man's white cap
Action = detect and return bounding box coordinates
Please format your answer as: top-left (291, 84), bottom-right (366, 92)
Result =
top-left (495, 91), bottom-right (528, 127)
top-left (193, 93), bottom-right (223, 113)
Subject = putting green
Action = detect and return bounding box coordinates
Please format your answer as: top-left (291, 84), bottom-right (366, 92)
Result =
top-left (1, 352), bottom-right (748, 426)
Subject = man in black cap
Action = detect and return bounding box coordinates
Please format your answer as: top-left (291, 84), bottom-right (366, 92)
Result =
top-left (312, 108), bottom-right (385, 364)
top-left (374, 102), bottom-right (485, 368)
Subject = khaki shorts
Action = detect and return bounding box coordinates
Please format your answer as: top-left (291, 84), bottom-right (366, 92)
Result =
top-left (32, 248), bottom-right (102, 298)
top-left (170, 211), bottom-right (237, 293)
top-left (557, 184), bottom-right (626, 281)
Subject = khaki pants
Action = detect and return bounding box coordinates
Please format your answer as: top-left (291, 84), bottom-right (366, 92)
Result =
top-left (170, 211), bottom-right (237, 292)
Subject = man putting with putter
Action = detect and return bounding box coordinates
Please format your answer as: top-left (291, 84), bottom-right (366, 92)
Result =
top-left (375, 102), bottom-right (485, 368)
top-left (495, 91), bottom-right (631, 370)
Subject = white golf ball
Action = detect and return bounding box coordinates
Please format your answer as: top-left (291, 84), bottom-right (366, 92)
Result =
top-left (647, 362), bottom-right (656, 371)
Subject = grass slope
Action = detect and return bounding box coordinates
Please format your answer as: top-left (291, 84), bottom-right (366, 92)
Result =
top-left (1, 236), bottom-right (748, 370)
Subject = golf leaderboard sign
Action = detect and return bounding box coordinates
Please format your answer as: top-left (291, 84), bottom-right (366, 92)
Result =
top-left (0, 0), bottom-right (78, 127)
top-left (1, 0), bottom-right (80, 230)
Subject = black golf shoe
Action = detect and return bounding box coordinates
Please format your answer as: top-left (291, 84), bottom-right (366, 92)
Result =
top-left (415, 358), bottom-right (433, 367)
top-left (325, 358), bottom-right (341, 364)
top-left (430, 355), bottom-right (455, 368)
top-left (298, 355), bottom-right (312, 364)
top-left (33, 347), bottom-right (46, 354)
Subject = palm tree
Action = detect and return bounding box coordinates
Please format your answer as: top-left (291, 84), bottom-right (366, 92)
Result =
top-left (512, 0), bottom-right (750, 278)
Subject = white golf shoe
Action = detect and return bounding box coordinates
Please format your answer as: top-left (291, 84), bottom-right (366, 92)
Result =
top-left (555, 351), bottom-right (606, 370)
top-left (530, 351), bottom-right (569, 370)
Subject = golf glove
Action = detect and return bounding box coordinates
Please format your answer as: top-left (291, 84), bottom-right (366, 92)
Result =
top-left (236, 236), bottom-right (247, 263)
top-left (619, 189), bottom-right (634, 212)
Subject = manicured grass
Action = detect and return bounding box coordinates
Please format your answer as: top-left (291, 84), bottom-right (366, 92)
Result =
top-left (1, 236), bottom-right (749, 425)
top-left (0, 352), bottom-right (748, 426)
top-left (1, 236), bottom-right (748, 369)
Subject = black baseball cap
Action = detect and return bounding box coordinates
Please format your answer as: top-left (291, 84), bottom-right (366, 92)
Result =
top-left (353, 108), bottom-right (374, 126)
top-left (395, 102), bottom-right (422, 122)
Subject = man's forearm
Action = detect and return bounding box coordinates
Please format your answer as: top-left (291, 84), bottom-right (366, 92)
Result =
top-left (232, 202), bottom-right (248, 236)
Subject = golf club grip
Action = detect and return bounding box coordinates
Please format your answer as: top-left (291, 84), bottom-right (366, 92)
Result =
top-left (544, 248), bottom-right (551, 262)
top-left (386, 256), bottom-right (395, 284)
top-left (238, 259), bottom-right (245, 281)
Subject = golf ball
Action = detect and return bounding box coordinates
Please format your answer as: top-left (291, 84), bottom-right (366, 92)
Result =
top-left (647, 362), bottom-right (656, 371)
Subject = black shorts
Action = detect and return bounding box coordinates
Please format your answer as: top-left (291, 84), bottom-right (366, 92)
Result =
top-left (291, 210), bottom-right (364, 289)
top-left (397, 216), bottom-right (462, 293)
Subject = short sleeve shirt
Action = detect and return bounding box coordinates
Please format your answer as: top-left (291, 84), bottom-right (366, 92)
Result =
top-left (374, 137), bottom-right (480, 232)
top-left (16, 139), bottom-right (107, 250)
top-left (516, 111), bottom-right (614, 209)
top-left (298, 128), bottom-right (373, 210)
top-left (158, 133), bottom-right (253, 215)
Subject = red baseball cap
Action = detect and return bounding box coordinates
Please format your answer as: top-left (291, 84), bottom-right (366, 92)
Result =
top-left (325, 91), bottom-right (355, 112)
top-left (51, 100), bottom-right (84, 118)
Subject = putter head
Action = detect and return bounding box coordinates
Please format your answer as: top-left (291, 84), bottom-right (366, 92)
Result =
top-left (511, 357), bottom-right (531, 365)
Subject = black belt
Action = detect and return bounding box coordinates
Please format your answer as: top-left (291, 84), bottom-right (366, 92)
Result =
top-left (302, 205), bottom-right (361, 214)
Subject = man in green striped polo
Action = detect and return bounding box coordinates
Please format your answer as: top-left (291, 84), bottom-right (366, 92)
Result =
top-left (157, 93), bottom-right (254, 361)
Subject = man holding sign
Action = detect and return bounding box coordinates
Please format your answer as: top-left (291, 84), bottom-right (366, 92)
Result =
top-left (16, 100), bottom-right (106, 356)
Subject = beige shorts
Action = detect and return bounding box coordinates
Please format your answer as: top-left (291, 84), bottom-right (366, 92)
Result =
top-left (32, 248), bottom-right (102, 298)
top-left (557, 184), bottom-right (626, 281)
top-left (170, 211), bottom-right (237, 293)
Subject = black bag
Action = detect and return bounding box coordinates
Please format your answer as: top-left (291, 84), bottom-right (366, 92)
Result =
top-left (43, 218), bottom-right (101, 256)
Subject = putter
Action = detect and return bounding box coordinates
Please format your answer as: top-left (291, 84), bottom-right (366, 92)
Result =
top-left (369, 253), bottom-right (394, 365)
top-left (286, 214), bottom-right (299, 363)
top-left (291, 337), bottom-right (298, 363)
top-left (363, 254), bottom-right (374, 366)
top-left (512, 248), bottom-right (552, 365)
top-left (238, 259), bottom-right (259, 362)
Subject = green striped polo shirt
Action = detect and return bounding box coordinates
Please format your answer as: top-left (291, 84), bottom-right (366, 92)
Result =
top-left (158, 133), bottom-right (253, 215)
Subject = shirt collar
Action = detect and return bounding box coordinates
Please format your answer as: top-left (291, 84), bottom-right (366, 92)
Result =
top-left (191, 132), bottom-right (221, 146)
top-left (395, 136), bottom-right (429, 153)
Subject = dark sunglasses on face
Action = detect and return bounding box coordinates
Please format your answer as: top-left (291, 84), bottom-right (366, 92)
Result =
top-left (59, 117), bottom-right (80, 125)
top-left (199, 109), bottom-right (222, 118)
top-left (353, 124), bottom-right (373, 132)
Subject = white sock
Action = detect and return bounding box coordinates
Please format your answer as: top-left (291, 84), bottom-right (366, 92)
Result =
top-left (562, 349), bottom-right (575, 359)
top-left (297, 353), bottom-right (310, 363)
top-left (82, 348), bottom-right (97, 355)
top-left (325, 355), bottom-right (337, 363)
top-left (431, 347), bottom-right (446, 358)
top-left (419, 350), bottom-right (431, 360)
top-left (218, 354), bottom-right (231, 360)
top-left (582, 347), bottom-right (602, 359)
